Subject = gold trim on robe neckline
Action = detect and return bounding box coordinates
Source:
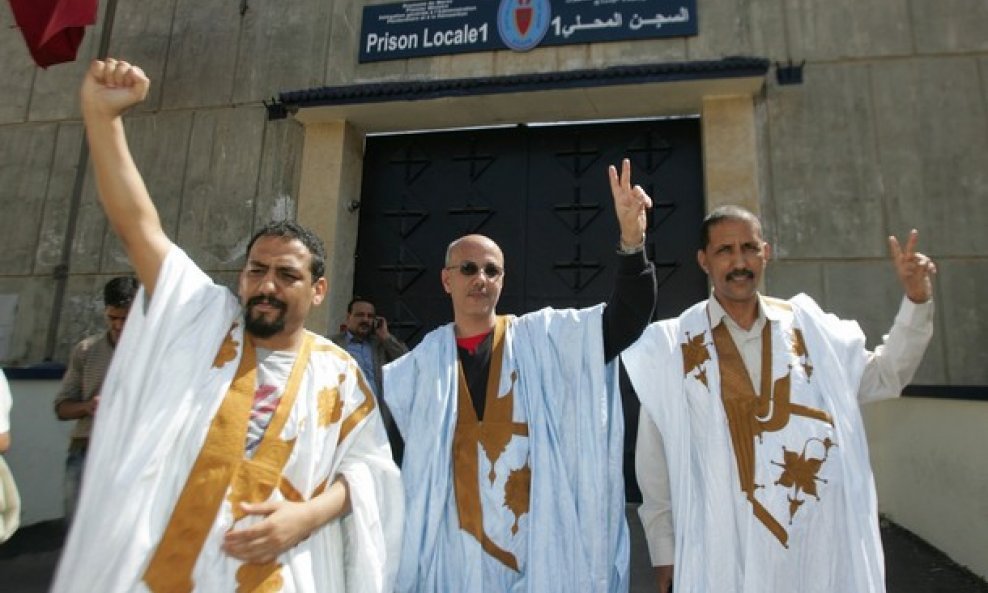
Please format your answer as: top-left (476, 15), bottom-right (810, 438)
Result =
top-left (143, 332), bottom-right (315, 593)
top-left (452, 316), bottom-right (530, 572)
top-left (338, 364), bottom-right (376, 445)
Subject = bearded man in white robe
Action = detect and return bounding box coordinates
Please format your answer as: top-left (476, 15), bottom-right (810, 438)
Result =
top-left (51, 58), bottom-right (402, 593)
top-left (383, 160), bottom-right (658, 593)
top-left (623, 206), bottom-right (936, 593)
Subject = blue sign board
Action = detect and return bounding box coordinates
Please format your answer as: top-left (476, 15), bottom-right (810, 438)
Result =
top-left (359, 0), bottom-right (698, 63)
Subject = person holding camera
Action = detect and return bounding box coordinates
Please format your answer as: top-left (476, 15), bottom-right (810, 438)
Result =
top-left (331, 297), bottom-right (409, 461)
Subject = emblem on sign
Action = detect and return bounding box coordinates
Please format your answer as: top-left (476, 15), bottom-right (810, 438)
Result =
top-left (497, 0), bottom-right (551, 51)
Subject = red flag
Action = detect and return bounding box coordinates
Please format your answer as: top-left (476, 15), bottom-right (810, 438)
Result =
top-left (8, 0), bottom-right (99, 68)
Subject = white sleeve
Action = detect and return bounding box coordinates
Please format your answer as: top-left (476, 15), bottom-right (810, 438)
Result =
top-left (857, 297), bottom-right (935, 404)
top-left (635, 410), bottom-right (674, 566)
top-left (336, 366), bottom-right (404, 593)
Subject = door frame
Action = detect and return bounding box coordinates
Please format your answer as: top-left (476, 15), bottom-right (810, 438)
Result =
top-left (290, 76), bottom-right (765, 334)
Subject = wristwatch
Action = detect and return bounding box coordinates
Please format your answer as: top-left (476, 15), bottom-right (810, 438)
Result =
top-left (617, 234), bottom-right (646, 255)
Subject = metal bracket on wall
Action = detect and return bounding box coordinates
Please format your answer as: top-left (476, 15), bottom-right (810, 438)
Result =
top-left (775, 59), bottom-right (805, 85)
top-left (264, 99), bottom-right (289, 121)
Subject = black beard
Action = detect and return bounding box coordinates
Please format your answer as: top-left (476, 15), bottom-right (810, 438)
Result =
top-left (244, 296), bottom-right (287, 339)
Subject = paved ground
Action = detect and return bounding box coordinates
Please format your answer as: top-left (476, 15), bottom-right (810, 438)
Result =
top-left (2, 511), bottom-right (986, 592)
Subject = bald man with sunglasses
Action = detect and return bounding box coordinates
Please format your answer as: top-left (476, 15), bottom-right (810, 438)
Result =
top-left (383, 160), bottom-right (657, 593)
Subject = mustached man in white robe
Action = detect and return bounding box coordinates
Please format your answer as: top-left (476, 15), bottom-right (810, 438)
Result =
top-left (623, 206), bottom-right (936, 593)
top-left (52, 59), bottom-right (402, 593)
top-left (383, 160), bottom-right (658, 593)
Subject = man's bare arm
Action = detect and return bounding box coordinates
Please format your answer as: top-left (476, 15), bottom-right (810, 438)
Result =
top-left (80, 59), bottom-right (171, 295)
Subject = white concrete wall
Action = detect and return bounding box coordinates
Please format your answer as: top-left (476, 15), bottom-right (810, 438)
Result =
top-left (4, 378), bottom-right (72, 526)
top-left (865, 396), bottom-right (988, 580)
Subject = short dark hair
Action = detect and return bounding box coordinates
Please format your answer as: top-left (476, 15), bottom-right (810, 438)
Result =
top-left (104, 276), bottom-right (138, 309)
top-left (700, 206), bottom-right (763, 248)
top-left (246, 220), bottom-right (326, 280)
top-left (347, 296), bottom-right (375, 313)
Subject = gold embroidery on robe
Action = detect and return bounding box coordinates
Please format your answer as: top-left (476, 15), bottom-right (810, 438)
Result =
top-left (312, 341), bottom-right (353, 362)
top-left (792, 328), bottom-right (813, 379)
top-left (213, 323), bottom-right (240, 368)
top-left (710, 320), bottom-right (835, 548)
top-left (236, 562), bottom-right (283, 593)
top-left (452, 316), bottom-right (530, 572)
top-left (338, 366), bottom-right (375, 445)
top-left (143, 333), bottom-right (315, 593)
top-left (318, 379), bottom-right (344, 427)
top-left (681, 331), bottom-right (711, 386)
top-left (503, 463), bottom-right (532, 535)
top-left (772, 437), bottom-right (837, 523)
top-left (279, 476), bottom-right (329, 504)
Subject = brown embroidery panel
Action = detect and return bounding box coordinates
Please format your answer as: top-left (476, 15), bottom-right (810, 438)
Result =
top-left (144, 336), bottom-right (260, 593)
top-left (452, 316), bottom-right (531, 572)
top-left (144, 335), bottom-right (314, 593)
top-left (681, 331), bottom-right (711, 387)
top-left (771, 437), bottom-right (837, 524)
top-left (317, 378), bottom-right (345, 428)
top-left (706, 320), bottom-right (837, 548)
top-left (213, 322), bottom-right (240, 368)
top-left (236, 562), bottom-right (283, 593)
top-left (338, 365), bottom-right (376, 445)
top-left (503, 463), bottom-right (532, 535)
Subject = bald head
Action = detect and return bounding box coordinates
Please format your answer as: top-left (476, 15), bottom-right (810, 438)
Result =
top-left (442, 234), bottom-right (505, 334)
top-left (445, 234), bottom-right (504, 267)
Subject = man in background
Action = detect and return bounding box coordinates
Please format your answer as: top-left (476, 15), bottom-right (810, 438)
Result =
top-left (331, 297), bottom-right (408, 461)
top-left (54, 275), bottom-right (137, 523)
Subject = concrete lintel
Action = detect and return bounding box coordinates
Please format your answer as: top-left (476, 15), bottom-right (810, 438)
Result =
top-left (292, 76), bottom-right (764, 133)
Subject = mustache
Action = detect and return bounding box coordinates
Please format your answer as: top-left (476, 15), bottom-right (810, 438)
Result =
top-left (246, 295), bottom-right (286, 311)
top-left (727, 269), bottom-right (754, 281)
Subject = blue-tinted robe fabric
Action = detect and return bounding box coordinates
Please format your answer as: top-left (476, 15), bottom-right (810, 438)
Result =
top-left (384, 306), bottom-right (630, 593)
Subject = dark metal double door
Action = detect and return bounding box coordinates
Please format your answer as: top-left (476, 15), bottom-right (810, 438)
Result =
top-left (354, 118), bottom-right (707, 499)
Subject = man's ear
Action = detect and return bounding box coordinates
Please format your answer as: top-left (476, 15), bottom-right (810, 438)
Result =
top-left (311, 277), bottom-right (328, 306)
top-left (441, 268), bottom-right (453, 295)
top-left (697, 249), bottom-right (709, 275)
top-left (763, 242), bottom-right (772, 262)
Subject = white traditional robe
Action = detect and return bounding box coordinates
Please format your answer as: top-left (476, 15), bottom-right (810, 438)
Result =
top-left (51, 246), bottom-right (403, 593)
top-left (623, 294), bottom-right (886, 593)
top-left (383, 306), bottom-right (629, 593)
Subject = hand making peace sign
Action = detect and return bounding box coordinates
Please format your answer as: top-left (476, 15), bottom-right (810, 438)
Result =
top-left (608, 158), bottom-right (653, 248)
top-left (889, 229), bottom-right (936, 304)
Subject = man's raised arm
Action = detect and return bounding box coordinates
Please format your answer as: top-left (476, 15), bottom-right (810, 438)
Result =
top-left (80, 59), bottom-right (171, 295)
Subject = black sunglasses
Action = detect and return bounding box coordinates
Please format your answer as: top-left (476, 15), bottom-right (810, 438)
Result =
top-left (446, 261), bottom-right (503, 278)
